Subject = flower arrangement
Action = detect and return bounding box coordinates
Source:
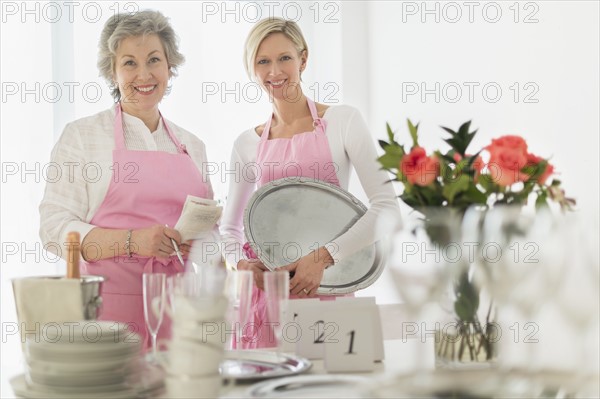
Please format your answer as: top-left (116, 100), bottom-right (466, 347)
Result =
top-left (378, 120), bottom-right (575, 362)
top-left (377, 120), bottom-right (575, 213)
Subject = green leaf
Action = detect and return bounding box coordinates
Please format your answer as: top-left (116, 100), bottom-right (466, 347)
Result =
top-left (377, 153), bottom-right (401, 170)
top-left (441, 120), bottom-right (477, 157)
top-left (535, 191), bottom-right (549, 209)
top-left (522, 160), bottom-right (548, 182)
top-left (439, 153), bottom-right (457, 165)
top-left (397, 170), bottom-right (406, 182)
top-left (378, 139), bottom-right (389, 151)
top-left (407, 119), bottom-right (419, 147)
top-left (454, 271), bottom-right (480, 322)
top-left (400, 192), bottom-right (421, 208)
top-left (466, 150), bottom-right (483, 167)
top-left (386, 122), bottom-right (396, 145)
top-left (442, 174), bottom-right (470, 203)
top-left (477, 174), bottom-right (497, 192)
top-left (463, 185), bottom-right (488, 204)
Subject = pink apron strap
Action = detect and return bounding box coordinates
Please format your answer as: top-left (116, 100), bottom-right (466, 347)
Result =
top-left (307, 97), bottom-right (327, 134)
top-left (160, 112), bottom-right (188, 154)
top-left (114, 103), bottom-right (188, 154)
top-left (260, 115), bottom-right (273, 142)
top-left (261, 97), bottom-right (325, 142)
top-left (114, 103), bottom-right (126, 150)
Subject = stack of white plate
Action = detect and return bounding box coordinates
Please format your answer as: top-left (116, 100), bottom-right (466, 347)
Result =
top-left (12, 321), bottom-right (152, 398)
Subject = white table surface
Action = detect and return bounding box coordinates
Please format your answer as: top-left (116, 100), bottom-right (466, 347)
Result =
top-left (1, 304), bottom-right (432, 398)
top-left (3, 303), bottom-right (599, 398)
top-left (219, 338), bottom-right (432, 398)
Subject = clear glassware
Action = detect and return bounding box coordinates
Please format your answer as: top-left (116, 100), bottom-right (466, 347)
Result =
top-left (220, 270), bottom-right (253, 378)
top-left (263, 271), bottom-right (290, 356)
top-left (143, 273), bottom-right (166, 363)
top-left (386, 208), bottom-right (457, 370)
top-left (552, 211), bottom-right (599, 392)
top-left (478, 205), bottom-right (566, 373)
top-left (224, 270), bottom-right (253, 350)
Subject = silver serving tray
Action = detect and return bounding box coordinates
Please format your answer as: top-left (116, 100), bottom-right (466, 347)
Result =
top-left (220, 350), bottom-right (312, 381)
top-left (244, 178), bottom-right (386, 295)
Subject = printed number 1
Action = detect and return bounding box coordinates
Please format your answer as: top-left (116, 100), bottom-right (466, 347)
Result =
top-left (346, 330), bottom-right (356, 354)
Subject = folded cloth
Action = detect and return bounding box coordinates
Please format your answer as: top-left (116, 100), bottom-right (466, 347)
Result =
top-left (12, 277), bottom-right (84, 343)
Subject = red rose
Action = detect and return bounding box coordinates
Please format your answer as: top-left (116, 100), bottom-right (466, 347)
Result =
top-left (487, 148), bottom-right (528, 186)
top-left (487, 135), bottom-right (528, 157)
top-left (485, 135), bottom-right (530, 186)
top-left (400, 147), bottom-right (440, 186)
top-left (526, 153), bottom-right (554, 185)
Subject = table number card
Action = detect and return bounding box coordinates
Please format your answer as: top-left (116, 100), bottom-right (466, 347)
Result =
top-left (292, 297), bottom-right (382, 365)
top-left (335, 296), bottom-right (385, 361)
top-left (323, 306), bottom-right (376, 372)
top-left (281, 298), bottom-right (319, 353)
top-left (292, 299), bottom-right (334, 359)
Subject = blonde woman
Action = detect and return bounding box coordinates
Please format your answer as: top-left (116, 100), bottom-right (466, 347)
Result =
top-left (221, 18), bottom-right (400, 348)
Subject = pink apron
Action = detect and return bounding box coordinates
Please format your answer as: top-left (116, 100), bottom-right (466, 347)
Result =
top-left (81, 104), bottom-right (209, 349)
top-left (242, 98), bottom-right (347, 349)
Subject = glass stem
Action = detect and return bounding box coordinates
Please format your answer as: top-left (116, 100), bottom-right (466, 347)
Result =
top-left (151, 333), bottom-right (158, 363)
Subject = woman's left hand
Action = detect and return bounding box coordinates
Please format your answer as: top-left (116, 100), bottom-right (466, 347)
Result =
top-left (279, 247), bottom-right (334, 298)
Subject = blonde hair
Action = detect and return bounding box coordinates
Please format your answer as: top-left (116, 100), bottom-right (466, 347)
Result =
top-left (97, 10), bottom-right (185, 101)
top-left (243, 17), bottom-right (308, 79)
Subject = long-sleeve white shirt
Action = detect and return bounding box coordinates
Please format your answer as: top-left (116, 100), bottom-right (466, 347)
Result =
top-left (220, 104), bottom-right (401, 268)
top-left (39, 107), bottom-right (213, 256)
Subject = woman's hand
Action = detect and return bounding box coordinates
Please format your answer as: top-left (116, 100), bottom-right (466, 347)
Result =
top-left (237, 259), bottom-right (269, 289)
top-left (131, 225), bottom-right (184, 258)
top-left (279, 247), bottom-right (333, 297)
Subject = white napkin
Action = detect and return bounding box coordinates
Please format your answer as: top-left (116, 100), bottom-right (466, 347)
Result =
top-left (12, 277), bottom-right (84, 342)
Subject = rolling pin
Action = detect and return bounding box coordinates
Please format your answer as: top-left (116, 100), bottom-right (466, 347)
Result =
top-left (66, 231), bottom-right (81, 279)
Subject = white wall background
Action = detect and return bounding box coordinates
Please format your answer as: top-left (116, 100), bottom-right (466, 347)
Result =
top-left (1, 1), bottom-right (598, 396)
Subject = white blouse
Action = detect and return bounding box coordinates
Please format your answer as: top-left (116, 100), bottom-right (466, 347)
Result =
top-left (220, 105), bottom-right (401, 267)
top-left (39, 107), bottom-right (213, 255)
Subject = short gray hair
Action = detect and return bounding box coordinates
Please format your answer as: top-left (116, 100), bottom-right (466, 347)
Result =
top-left (97, 10), bottom-right (185, 101)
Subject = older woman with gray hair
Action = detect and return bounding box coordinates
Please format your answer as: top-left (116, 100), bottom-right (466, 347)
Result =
top-left (39, 10), bottom-right (213, 347)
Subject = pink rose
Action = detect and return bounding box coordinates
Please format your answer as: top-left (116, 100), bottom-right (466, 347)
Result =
top-left (400, 147), bottom-right (440, 186)
top-left (487, 148), bottom-right (528, 186)
top-left (486, 135), bottom-right (529, 186)
top-left (487, 135), bottom-right (528, 157)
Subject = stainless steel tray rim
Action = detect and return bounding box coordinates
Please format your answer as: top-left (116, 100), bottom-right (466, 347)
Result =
top-left (243, 178), bottom-right (387, 295)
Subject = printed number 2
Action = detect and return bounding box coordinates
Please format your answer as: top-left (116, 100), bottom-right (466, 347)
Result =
top-left (310, 321), bottom-right (338, 344)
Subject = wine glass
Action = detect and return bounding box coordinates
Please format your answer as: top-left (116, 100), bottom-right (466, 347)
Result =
top-left (386, 208), bottom-right (456, 370)
top-left (479, 206), bottom-right (565, 373)
top-left (221, 270), bottom-right (253, 379)
top-left (143, 273), bottom-right (166, 363)
top-left (552, 211), bottom-right (600, 393)
top-left (224, 270), bottom-right (253, 350)
top-left (264, 271), bottom-right (290, 357)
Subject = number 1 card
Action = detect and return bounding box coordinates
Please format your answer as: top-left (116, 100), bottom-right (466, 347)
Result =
top-left (323, 306), bottom-right (375, 372)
